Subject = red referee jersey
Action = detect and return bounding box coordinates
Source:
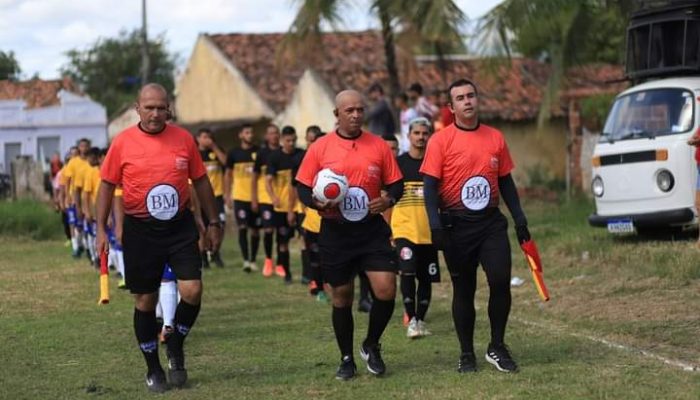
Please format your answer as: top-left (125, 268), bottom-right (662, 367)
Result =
top-left (420, 123), bottom-right (514, 211)
top-left (296, 131), bottom-right (402, 222)
top-left (101, 123), bottom-right (206, 220)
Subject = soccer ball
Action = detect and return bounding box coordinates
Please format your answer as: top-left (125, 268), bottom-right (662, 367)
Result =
top-left (313, 168), bottom-right (349, 203)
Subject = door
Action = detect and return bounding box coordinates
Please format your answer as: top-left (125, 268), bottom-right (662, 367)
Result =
top-left (4, 142), bottom-right (21, 174)
top-left (37, 136), bottom-right (60, 172)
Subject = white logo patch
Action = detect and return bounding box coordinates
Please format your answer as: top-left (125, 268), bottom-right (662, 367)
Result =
top-left (400, 247), bottom-right (413, 260)
top-left (146, 184), bottom-right (179, 220)
top-left (340, 187), bottom-right (369, 222)
top-left (461, 176), bottom-right (490, 211)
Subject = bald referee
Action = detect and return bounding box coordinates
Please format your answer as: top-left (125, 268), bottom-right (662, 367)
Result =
top-left (96, 84), bottom-right (222, 392)
top-left (296, 90), bottom-right (403, 380)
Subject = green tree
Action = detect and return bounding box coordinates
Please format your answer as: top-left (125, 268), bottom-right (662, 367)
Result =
top-left (477, 0), bottom-right (633, 124)
top-left (60, 29), bottom-right (176, 117)
top-left (0, 50), bottom-right (21, 80)
top-left (281, 0), bottom-right (466, 99)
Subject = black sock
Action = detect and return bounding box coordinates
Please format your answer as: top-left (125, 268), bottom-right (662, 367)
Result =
top-left (310, 249), bottom-right (323, 287)
top-left (278, 249), bottom-right (290, 277)
top-left (332, 306), bottom-right (354, 357)
top-left (263, 231), bottom-right (273, 258)
top-left (167, 300), bottom-right (201, 359)
top-left (238, 228), bottom-right (249, 261)
top-left (400, 274), bottom-right (416, 319)
top-left (452, 272), bottom-right (477, 354)
top-left (250, 232), bottom-right (260, 262)
top-left (416, 278), bottom-right (432, 321)
top-left (364, 298), bottom-right (394, 348)
top-left (134, 308), bottom-right (162, 374)
top-left (488, 281), bottom-right (511, 346)
top-left (301, 249), bottom-right (310, 281)
top-left (359, 273), bottom-right (372, 302)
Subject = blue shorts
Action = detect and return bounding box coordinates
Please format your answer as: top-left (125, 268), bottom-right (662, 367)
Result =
top-left (696, 165), bottom-right (700, 190)
top-left (67, 206), bottom-right (77, 226)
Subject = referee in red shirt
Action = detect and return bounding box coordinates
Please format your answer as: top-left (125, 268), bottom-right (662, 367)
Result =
top-left (421, 79), bottom-right (530, 373)
top-left (296, 90), bottom-right (403, 380)
top-left (96, 84), bottom-right (222, 392)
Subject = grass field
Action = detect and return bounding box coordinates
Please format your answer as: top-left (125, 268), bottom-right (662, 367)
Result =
top-left (0, 198), bottom-right (698, 399)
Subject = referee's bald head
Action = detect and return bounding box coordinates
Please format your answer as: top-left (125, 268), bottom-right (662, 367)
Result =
top-left (335, 90), bottom-right (362, 109)
top-left (137, 83), bottom-right (169, 105)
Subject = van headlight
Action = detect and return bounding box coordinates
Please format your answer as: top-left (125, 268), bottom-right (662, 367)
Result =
top-left (592, 176), bottom-right (604, 197)
top-left (656, 169), bottom-right (674, 192)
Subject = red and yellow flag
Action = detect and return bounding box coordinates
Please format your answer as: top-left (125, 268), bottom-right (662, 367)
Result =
top-left (520, 239), bottom-right (550, 302)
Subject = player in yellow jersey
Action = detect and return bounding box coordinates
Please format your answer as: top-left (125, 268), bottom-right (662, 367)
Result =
top-left (391, 118), bottom-right (440, 338)
top-left (59, 138), bottom-right (91, 258)
top-left (224, 124), bottom-right (261, 272)
top-left (81, 147), bottom-right (102, 268)
top-left (252, 124), bottom-right (280, 277)
top-left (297, 126), bottom-right (328, 302)
top-left (197, 128), bottom-right (227, 268)
top-left (265, 125), bottom-right (305, 283)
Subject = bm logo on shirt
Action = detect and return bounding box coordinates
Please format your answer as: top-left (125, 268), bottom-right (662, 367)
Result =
top-left (147, 184), bottom-right (179, 220)
top-left (461, 176), bottom-right (490, 211)
top-left (341, 187), bottom-right (369, 222)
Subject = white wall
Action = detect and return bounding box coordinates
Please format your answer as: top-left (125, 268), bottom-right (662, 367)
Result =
top-left (0, 90), bottom-right (107, 173)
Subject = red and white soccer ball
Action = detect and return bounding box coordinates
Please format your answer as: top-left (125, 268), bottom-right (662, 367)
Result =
top-left (313, 168), bottom-right (349, 203)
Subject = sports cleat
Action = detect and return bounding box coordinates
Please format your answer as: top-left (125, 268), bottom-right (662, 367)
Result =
top-left (407, 318), bottom-right (421, 339)
top-left (359, 343), bottom-right (386, 376)
top-left (248, 262), bottom-right (259, 272)
top-left (335, 355), bottom-right (357, 380)
top-left (201, 254), bottom-right (210, 269)
top-left (316, 291), bottom-right (329, 304)
top-left (160, 325), bottom-right (174, 344)
top-left (166, 348), bottom-right (188, 388)
top-left (145, 370), bottom-right (168, 393)
top-left (308, 280), bottom-right (319, 295)
top-left (458, 352), bottom-right (477, 373)
top-left (485, 343), bottom-right (518, 373)
top-left (403, 312), bottom-right (410, 327)
top-left (262, 258), bottom-right (274, 277)
top-left (211, 252), bottom-right (225, 268)
top-left (275, 265), bottom-right (286, 278)
top-left (417, 320), bottom-right (432, 336)
top-left (242, 260), bottom-right (252, 273)
top-left (118, 279), bottom-right (127, 289)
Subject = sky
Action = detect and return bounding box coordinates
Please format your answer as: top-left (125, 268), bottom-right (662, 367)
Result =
top-left (0, 0), bottom-right (502, 80)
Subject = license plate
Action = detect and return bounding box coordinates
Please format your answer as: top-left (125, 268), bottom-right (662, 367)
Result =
top-left (607, 219), bottom-right (635, 233)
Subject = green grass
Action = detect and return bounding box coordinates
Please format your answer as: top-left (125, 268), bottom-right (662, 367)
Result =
top-left (0, 200), bottom-right (64, 240)
top-left (0, 198), bottom-right (699, 399)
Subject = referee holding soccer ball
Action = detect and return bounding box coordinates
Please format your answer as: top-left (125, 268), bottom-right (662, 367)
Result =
top-left (295, 90), bottom-right (403, 380)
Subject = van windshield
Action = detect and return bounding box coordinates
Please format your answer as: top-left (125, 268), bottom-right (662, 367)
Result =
top-left (600, 88), bottom-right (695, 143)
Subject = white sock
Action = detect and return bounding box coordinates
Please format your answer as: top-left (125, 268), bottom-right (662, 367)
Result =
top-left (87, 233), bottom-right (96, 262)
top-left (116, 250), bottom-right (125, 279)
top-left (156, 301), bottom-right (163, 320)
top-left (108, 247), bottom-right (117, 270)
top-left (70, 237), bottom-right (79, 252)
top-left (159, 280), bottom-right (178, 327)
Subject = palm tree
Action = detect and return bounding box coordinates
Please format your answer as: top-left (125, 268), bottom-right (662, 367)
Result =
top-left (280, 0), bottom-right (467, 99)
top-left (476, 0), bottom-right (634, 125)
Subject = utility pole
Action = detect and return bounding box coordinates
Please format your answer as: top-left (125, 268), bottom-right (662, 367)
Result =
top-left (140, 0), bottom-right (149, 85)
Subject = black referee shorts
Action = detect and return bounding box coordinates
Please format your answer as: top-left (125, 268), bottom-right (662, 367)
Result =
top-left (319, 215), bottom-right (398, 287)
top-left (395, 238), bottom-right (440, 283)
top-left (233, 200), bottom-right (261, 228)
top-left (441, 209), bottom-right (511, 280)
top-left (122, 210), bottom-right (202, 294)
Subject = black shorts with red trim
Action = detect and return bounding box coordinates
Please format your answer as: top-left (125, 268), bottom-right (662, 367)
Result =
top-left (394, 238), bottom-right (440, 283)
top-left (441, 208), bottom-right (511, 278)
top-left (122, 209), bottom-right (201, 294)
top-left (233, 200), bottom-right (261, 228)
top-left (319, 215), bottom-right (398, 287)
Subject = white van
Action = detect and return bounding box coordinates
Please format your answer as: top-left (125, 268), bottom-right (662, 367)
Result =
top-left (588, 77), bottom-right (700, 234)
